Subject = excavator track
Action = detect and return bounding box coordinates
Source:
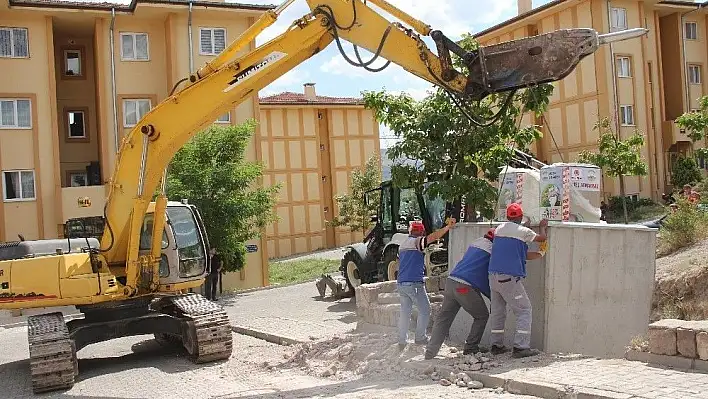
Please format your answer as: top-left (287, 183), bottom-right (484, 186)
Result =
top-left (27, 312), bottom-right (78, 394)
top-left (159, 294), bottom-right (233, 363)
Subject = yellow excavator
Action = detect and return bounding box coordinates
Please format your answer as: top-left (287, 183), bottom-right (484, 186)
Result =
top-left (0, 0), bottom-right (645, 393)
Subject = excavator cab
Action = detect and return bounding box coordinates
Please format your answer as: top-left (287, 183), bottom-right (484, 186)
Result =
top-left (137, 201), bottom-right (211, 288)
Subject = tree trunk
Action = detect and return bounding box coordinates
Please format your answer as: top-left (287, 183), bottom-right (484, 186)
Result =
top-left (619, 175), bottom-right (629, 224)
top-left (464, 203), bottom-right (476, 222)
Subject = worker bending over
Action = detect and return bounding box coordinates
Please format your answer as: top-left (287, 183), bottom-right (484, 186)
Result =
top-left (397, 217), bottom-right (456, 349)
top-left (425, 228), bottom-right (496, 360)
top-left (488, 203), bottom-right (548, 358)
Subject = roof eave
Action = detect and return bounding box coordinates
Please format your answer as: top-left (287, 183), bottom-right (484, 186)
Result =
top-left (7, 0), bottom-right (275, 13)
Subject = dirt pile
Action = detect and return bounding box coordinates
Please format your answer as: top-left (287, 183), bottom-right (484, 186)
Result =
top-left (653, 239), bottom-right (708, 321)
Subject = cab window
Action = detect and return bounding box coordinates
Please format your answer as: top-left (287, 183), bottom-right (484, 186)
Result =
top-left (138, 213), bottom-right (169, 250)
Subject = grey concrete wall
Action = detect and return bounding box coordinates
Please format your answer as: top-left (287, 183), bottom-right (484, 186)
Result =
top-left (446, 222), bottom-right (656, 359)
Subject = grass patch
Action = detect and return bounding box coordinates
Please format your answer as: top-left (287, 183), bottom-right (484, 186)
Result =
top-left (605, 203), bottom-right (666, 224)
top-left (268, 258), bottom-right (341, 286)
top-left (658, 199), bottom-right (708, 256)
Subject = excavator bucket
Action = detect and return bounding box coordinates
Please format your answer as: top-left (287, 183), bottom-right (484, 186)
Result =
top-left (315, 273), bottom-right (351, 299)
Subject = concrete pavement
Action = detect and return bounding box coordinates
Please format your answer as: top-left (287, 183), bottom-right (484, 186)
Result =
top-left (220, 281), bottom-right (358, 343)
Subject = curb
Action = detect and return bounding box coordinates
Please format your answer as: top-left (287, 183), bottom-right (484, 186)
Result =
top-left (231, 325), bottom-right (304, 346)
top-left (402, 361), bottom-right (634, 399)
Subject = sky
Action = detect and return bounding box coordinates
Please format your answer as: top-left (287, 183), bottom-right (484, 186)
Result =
top-left (245, 0), bottom-right (555, 147)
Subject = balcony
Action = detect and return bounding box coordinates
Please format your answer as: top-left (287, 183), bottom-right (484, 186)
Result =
top-left (661, 120), bottom-right (693, 151)
top-left (61, 185), bottom-right (107, 222)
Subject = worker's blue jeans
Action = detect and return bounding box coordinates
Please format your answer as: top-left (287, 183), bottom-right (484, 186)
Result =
top-left (397, 281), bottom-right (431, 345)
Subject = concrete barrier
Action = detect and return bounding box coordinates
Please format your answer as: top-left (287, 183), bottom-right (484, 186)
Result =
top-left (447, 221), bottom-right (656, 358)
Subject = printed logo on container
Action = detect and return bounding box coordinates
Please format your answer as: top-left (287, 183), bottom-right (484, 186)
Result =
top-left (223, 51), bottom-right (287, 93)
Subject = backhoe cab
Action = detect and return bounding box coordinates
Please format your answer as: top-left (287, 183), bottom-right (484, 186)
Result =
top-left (316, 181), bottom-right (451, 299)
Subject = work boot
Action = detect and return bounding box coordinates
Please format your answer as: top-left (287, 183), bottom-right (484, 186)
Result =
top-left (414, 336), bottom-right (429, 345)
top-left (511, 347), bottom-right (540, 358)
top-left (490, 345), bottom-right (509, 355)
top-left (463, 345), bottom-right (489, 355)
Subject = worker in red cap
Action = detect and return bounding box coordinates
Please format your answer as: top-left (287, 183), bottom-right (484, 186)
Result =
top-left (425, 228), bottom-right (496, 359)
top-left (397, 217), bottom-right (456, 349)
top-left (487, 202), bottom-right (548, 359)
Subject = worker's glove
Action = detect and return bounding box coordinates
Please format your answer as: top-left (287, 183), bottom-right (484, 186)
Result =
top-left (537, 240), bottom-right (548, 257)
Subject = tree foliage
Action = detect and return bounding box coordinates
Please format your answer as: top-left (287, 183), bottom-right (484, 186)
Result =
top-left (675, 95), bottom-right (708, 159)
top-left (166, 120), bottom-right (280, 272)
top-left (328, 153), bottom-right (382, 232)
top-left (671, 156), bottom-right (703, 188)
top-left (577, 117), bottom-right (648, 223)
top-left (362, 33), bottom-right (554, 220)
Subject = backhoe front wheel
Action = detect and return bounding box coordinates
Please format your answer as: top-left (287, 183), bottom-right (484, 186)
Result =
top-left (383, 246), bottom-right (399, 281)
top-left (342, 251), bottom-right (362, 293)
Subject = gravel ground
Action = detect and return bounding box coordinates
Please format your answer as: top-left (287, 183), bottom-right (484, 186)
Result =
top-left (0, 325), bottom-right (538, 399)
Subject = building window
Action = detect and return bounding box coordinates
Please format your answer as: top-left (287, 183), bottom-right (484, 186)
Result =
top-left (199, 27), bottom-right (226, 56)
top-left (616, 56), bottom-right (631, 78)
top-left (3, 170), bottom-right (35, 201)
top-left (123, 99), bottom-right (151, 127)
top-left (620, 105), bottom-right (635, 126)
top-left (68, 171), bottom-right (88, 187)
top-left (0, 98), bottom-right (31, 129)
top-left (689, 64), bottom-right (702, 84)
top-left (685, 22), bottom-right (698, 40)
top-left (611, 8), bottom-right (627, 31)
top-left (0, 27), bottom-right (29, 58)
top-left (67, 110), bottom-right (86, 139)
top-left (216, 112), bottom-right (230, 123)
top-left (120, 32), bottom-right (149, 61)
top-left (64, 49), bottom-right (81, 76)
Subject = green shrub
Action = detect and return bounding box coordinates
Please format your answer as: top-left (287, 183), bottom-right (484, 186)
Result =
top-left (604, 196), bottom-right (662, 223)
top-left (671, 156), bottom-right (703, 188)
top-left (659, 198), bottom-right (708, 256)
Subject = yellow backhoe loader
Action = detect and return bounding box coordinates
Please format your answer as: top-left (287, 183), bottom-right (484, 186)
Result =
top-left (0, 0), bottom-right (645, 393)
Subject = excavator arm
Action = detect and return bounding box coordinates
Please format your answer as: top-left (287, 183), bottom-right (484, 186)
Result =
top-left (98, 0), bottom-right (646, 294)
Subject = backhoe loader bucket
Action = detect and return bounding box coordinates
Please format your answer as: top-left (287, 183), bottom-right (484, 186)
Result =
top-left (315, 273), bottom-right (351, 299)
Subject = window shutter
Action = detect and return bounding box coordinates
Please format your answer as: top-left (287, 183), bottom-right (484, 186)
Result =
top-left (12, 28), bottom-right (28, 57)
top-left (0, 29), bottom-right (11, 57)
top-left (200, 29), bottom-right (212, 54)
top-left (213, 29), bottom-right (226, 53)
top-left (135, 34), bottom-right (148, 59)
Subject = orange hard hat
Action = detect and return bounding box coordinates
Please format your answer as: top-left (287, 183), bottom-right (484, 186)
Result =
top-left (409, 221), bottom-right (425, 235)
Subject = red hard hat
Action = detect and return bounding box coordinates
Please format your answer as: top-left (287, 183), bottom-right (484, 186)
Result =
top-left (409, 221), bottom-right (425, 235)
top-left (506, 203), bottom-right (524, 219)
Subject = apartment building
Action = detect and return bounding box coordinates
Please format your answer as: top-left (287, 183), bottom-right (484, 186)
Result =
top-left (259, 84), bottom-right (381, 260)
top-left (0, 0), bottom-right (381, 290)
top-left (477, 0), bottom-right (708, 201)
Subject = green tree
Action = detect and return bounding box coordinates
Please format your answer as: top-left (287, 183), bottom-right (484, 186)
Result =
top-left (328, 153), bottom-right (382, 233)
top-left (165, 120), bottom-right (280, 272)
top-left (675, 95), bottom-right (708, 160)
top-left (577, 117), bottom-right (649, 224)
top-left (671, 156), bottom-right (703, 188)
top-left (362, 33), bottom-right (554, 220)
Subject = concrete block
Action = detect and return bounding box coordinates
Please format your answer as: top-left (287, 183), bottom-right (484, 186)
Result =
top-left (696, 332), bottom-right (708, 360)
top-left (677, 328), bottom-right (698, 358)
top-left (651, 319), bottom-right (708, 332)
top-left (377, 293), bottom-right (399, 304)
top-left (648, 326), bottom-right (677, 355)
top-left (425, 277), bottom-right (438, 293)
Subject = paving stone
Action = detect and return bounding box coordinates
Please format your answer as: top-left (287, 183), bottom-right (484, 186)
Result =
top-left (677, 328), bottom-right (697, 358)
top-left (696, 331), bottom-right (708, 360)
top-left (648, 326), bottom-right (677, 355)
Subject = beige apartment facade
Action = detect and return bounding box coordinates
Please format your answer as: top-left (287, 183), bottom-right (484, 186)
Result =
top-left (479, 0), bottom-right (708, 201)
top-left (259, 84), bottom-right (381, 260)
top-left (0, 0), bottom-right (381, 290)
